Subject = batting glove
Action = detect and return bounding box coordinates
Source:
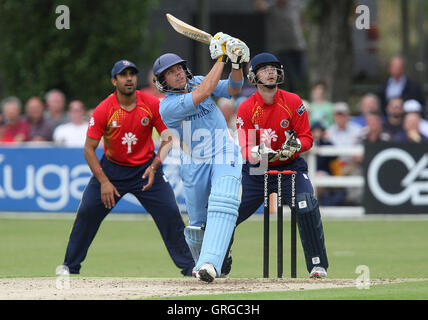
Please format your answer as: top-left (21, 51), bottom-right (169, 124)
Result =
top-left (251, 143), bottom-right (280, 162)
top-left (209, 32), bottom-right (232, 61)
top-left (226, 38), bottom-right (250, 69)
top-left (279, 130), bottom-right (301, 160)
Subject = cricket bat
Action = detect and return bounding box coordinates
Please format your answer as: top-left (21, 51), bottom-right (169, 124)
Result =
top-left (166, 13), bottom-right (212, 44)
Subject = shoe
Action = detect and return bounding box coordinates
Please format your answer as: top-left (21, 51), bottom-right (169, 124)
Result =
top-left (310, 266), bottom-right (327, 278)
top-left (196, 264), bottom-right (216, 283)
top-left (56, 265), bottom-right (70, 275)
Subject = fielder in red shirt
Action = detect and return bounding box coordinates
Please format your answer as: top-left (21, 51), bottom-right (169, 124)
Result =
top-left (58, 60), bottom-right (194, 276)
top-left (222, 53), bottom-right (329, 279)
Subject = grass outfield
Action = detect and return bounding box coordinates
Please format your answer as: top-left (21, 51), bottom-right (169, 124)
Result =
top-left (1, 214), bottom-right (428, 299)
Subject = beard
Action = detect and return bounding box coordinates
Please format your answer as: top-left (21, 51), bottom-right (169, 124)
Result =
top-left (118, 85), bottom-right (136, 96)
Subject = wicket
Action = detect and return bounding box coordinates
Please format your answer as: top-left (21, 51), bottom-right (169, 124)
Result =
top-left (263, 170), bottom-right (297, 278)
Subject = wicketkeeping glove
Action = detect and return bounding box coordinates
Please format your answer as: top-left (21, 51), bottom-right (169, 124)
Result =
top-left (251, 143), bottom-right (280, 162)
top-left (225, 38), bottom-right (250, 69)
top-left (209, 32), bottom-right (232, 61)
top-left (279, 130), bottom-right (302, 161)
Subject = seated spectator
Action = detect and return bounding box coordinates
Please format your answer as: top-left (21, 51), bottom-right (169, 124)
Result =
top-left (0, 96), bottom-right (30, 143)
top-left (308, 81), bottom-right (334, 128)
top-left (326, 102), bottom-right (363, 205)
top-left (218, 98), bottom-right (236, 130)
top-left (53, 100), bottom-right (88, 147)
top-left (358, 111), bottom-right (391, 143)
top-left (140, 69), bottom-right (166, 101)
top-left (378, 56), bottom-right (426, 117)
top-left (352, 93), bottom-right (383, 127)
top-left (403, 99), bottom-right (428, 137)
top-left (45, 89), bottom-right (69, 129)
top-left (394, 112), bottom-right (428, 143)
top-left (383, 97), bottom-right (406, 140)
top-left (217, 97), bottom-right (239, 144)
top-left (326, 102), bottom-right (362, 150)
top-left (311, 122), bottom-right (346, 206)
top-left (25, 96), bottom-right (54, 142)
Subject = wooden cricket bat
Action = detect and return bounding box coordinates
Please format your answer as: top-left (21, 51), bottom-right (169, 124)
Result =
top-left (166, 13), bottom-right (212, 44)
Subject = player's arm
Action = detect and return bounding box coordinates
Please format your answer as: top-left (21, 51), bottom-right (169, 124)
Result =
top-left (279, 100), bottom-right (313, 160)
top-left (192, 60), bottom-right (226, 106)
top-left (84, 136), bottom-right (120, 209)
top-left (226, 37), bottom-right (249, 96)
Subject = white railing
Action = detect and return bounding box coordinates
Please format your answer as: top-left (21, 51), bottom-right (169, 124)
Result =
top-left (305, 145), bottom-right (365, 217)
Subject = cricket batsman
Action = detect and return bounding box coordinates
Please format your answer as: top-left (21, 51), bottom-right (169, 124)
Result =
top-left (152, 33), bottom-right (249, 282)
top-left (224, 52), bottom-right (329, 278)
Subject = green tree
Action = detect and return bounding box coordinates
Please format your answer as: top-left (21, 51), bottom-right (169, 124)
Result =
top-left (305, 0), bottom-right (355, 102)
top-left (0, 0), bottom-right (163, 109)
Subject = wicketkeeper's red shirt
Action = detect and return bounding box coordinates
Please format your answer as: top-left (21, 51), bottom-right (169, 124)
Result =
top-left (236, 89), bottom-right (313, 166)
top-left (87, 91), bottom-right (167, 166)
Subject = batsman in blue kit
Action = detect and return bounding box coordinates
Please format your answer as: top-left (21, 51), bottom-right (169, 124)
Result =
top-left (152, 32), bottom-right (250, 282)
top-left (223, 52), bottom-right (329, 278)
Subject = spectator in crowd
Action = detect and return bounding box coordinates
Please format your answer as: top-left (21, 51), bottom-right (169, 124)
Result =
top-left (358, 111), bottom-right (391, 143)
top-left (402, 99), bottom-right (428, 138)
top-left (217, 97), bottom-right (236, 130)
top-left (255, 0), bottom-right (307, 94)
top-left (53, 100), bottom-right (88, 147)
top-left (0, 96), bottom-right (30, 143)
top-left (326, 102), bottom-right (362, 149)
top-left (378, 56), bottom-right (426, 117)
top-left (25, 96), bottom-right (54, 142)
top-left (326, 102), bottom-right (363, 205)
top-left (311, 121), bottom-right (345, 206)
top-left (217, 97), bottom-right (239, 144)
top-left (394, 103), bottom-right (428, 143)
top-left (140, 69), bottom-right (166, 101)
top-left (352, 93), bottom-right (383, 128)
top-left (383, 97), bottom-right (406, 140)
top-left (45, 89), bottom-right (69, 129)
top-left (308, 81), bottom-right (334, 128)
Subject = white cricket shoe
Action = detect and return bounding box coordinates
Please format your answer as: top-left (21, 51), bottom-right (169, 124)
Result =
top-left (310, 266), bottom-right (327, 278)
top-left (196, 264), bottom-right (216, 283)
top-left (56, 265), bottom-right (70, 275)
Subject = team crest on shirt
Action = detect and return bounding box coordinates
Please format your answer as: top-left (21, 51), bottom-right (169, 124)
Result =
top-left (141, 116), bottom-right (150, 126)
top-left (280, 119), bottom-right (289, 128)
top-left (261, 128), bottom-right (278, 145)
top-left (89, 117), bottom-right (95, 127)
top-left (122, 132), bottom-right (138, 154)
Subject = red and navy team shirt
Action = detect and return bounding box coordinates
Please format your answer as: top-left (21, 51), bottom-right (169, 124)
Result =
top-left (236, 89), bottom-right (313, 166)
top-left (87, 91), bottom-right (166, 166)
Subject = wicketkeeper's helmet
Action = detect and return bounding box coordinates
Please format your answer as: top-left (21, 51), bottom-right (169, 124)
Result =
top-left (247, 52), bottom-right (284, 87)
top-left (152, 53), bottom-right (193, 93)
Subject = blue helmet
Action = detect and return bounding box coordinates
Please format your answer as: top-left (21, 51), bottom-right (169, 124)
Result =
top-left (152, 53), bottom-right (193, 93)
top-left (247, 52), bottom-right (284, 86)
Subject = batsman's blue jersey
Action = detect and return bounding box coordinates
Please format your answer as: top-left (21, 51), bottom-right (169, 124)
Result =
top-left (159, 76), bottom-right (243, 226)
top-left (159, 76), bottom-right (241, 165)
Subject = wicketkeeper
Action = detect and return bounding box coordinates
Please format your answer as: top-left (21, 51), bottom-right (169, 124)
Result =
top-left (222, 52), bottom-right (329, 278)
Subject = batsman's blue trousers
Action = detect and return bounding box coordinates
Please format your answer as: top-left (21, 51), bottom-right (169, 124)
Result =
top-left (63, 155), bottom-right (194, 276)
